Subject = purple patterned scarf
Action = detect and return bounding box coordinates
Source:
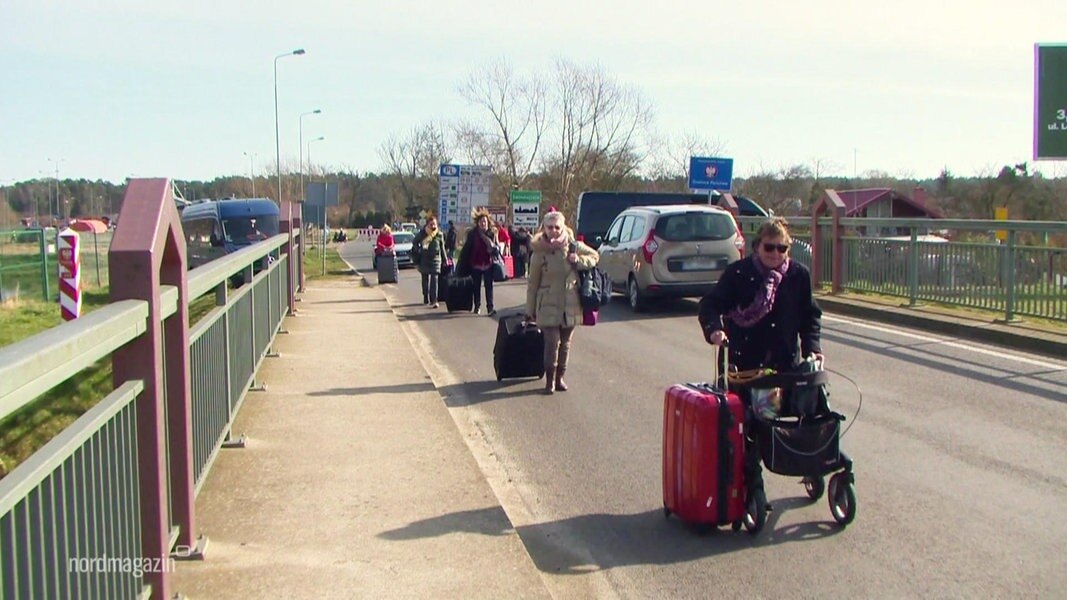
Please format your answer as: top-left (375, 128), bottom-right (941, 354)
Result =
top-left (727, 255), bottom-right (791, 327)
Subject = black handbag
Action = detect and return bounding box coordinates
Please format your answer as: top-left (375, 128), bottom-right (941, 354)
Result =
top-left (758, 413), bottom-right (842, 476)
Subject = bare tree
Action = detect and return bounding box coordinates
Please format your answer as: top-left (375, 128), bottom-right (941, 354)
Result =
top-left (647, 130), bottom-right (727, 182)
top-left (543, 59), bottom-right (656, 216)
top-left (378, 122), bottom-right (452, 213)
top-left (457, 59), bottom-right (547, 195)
top-left (737, 164), bottom-right (813, 215)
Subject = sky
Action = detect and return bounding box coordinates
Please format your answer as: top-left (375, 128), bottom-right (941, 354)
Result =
top-left (2, 0), bottom-right (1067, 186)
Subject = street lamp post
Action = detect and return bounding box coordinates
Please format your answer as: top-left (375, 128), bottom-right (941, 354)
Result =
top-left (307, 136), bottom-right (326, 235)
top-left (273, 48), bottom-right (305, 204)
top-left (243, 151), bottom-right (257, 196)
top-left (299, 109), bottom-right (322, 204)
top-left (307, 136), bottom-right (327, 275)
top-left (47, 158), bottom-right (63, 223)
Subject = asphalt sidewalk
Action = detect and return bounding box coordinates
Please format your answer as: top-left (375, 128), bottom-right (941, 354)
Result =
top-left (171, 278), bottom-right (551, 599)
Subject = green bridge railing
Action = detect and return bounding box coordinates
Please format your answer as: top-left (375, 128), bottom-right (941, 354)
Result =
top-left (738, 209), bottom-right (1067, 323)
top-left (0, 179), bottom-right (304, 599)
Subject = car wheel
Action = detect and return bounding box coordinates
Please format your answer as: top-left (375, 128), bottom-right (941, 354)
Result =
top-left (628, 276), bottom-right (648, 312)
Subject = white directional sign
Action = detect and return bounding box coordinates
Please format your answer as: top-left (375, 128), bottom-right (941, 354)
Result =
top-left (439, 164), bottom-right (492, 225)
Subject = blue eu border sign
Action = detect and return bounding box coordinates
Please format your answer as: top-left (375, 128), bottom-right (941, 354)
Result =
top-left (1034, 44), bottom-right (1067, 160)
top-left (688, 157), bottom-right (734, 191)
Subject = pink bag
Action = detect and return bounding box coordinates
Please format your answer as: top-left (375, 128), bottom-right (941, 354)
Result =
top-left (582, 308), bottom-right (598, 326)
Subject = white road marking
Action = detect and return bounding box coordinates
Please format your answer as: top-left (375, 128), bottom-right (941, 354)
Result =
top-left (823, 315), bottom-right (1067, 370)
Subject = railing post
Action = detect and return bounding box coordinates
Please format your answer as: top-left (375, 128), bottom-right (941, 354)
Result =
top-left (108, 178), bottom-right (199, 599)
top-left (295, 209), bottom-right (306, 293)
top-left (38, 228), bottom-right (50, 301)
top-left (1005, 230), bottom-right (1017, 321)
top-left (280, 200), bottom-right (297, 315)
top-left (813, 190), bottom-right (847, 293)
top-left (907, 229), bottom-right (920, 306)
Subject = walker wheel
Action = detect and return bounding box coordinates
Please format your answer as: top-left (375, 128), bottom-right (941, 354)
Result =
top-left (803, 476), bottom-right (825, 501)
top-left (744, 487), bottom-right (767, 535)
top-left (731, 520), bottom-right (742, 532)
top-left (828, 473), bottom-right (857, 526)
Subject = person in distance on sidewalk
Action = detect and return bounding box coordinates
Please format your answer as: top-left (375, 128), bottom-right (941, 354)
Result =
top-left (525, 210), bottom-right (599, 394)
top-left (413, 216), bottom-right (449, 308)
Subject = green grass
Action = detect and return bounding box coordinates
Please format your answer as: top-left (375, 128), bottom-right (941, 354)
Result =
top-left (0, 288), bottom-right (111, 479)
top-left (0, 244), bottom-right (349, 480)
top-left (303, 238), bottom-right (355, 279)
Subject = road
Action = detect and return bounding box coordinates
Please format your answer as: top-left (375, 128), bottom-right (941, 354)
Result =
top-left (342, 240), bottom-right (1067, 598)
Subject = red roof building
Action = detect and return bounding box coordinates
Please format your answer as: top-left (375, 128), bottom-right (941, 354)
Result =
top-left (834, 187), bottom-right (941, 219)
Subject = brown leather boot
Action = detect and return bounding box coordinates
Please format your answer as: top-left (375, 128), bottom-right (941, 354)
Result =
top-left (555, 367), bottom-right (568, 391)
top-left (544, 367), bottom-right (556, 395)
top-left (555, 345), bottom-right (570, 391)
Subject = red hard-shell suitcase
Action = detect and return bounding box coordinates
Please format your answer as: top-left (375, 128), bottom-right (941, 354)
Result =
top-left (663, 351), bottom-right (746, 528)
top-left (503, 255), bottom-right (515, 279)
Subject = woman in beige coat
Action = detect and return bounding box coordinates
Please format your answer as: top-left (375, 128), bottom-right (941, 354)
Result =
top-left (525, 211), bottom-right (600, 394)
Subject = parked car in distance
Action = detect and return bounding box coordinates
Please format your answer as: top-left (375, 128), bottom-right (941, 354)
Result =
top-left (597, 204), bottom-right (744, 311)
top-left (373, 231), bottom-right (416, 269)
top-left (399, 222), bottom-right (419, 233)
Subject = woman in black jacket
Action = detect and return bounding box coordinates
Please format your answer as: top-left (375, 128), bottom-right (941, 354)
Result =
top-left (455, 208), bottom-right (499, 315)
top-left (698, 217), bottom-right (823, 372)
top-left (700, 217), bottom-right (824, 489)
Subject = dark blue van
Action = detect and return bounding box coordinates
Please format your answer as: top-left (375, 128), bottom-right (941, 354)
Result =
top-left (181, 198), bottom-right (280, 269)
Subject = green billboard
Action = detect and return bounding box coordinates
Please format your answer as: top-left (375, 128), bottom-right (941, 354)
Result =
top-left (1035, 44), bottom-right (1067, 159)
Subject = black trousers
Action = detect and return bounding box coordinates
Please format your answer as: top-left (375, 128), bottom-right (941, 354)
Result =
top-left (470, 267), bottom-right (494, 310)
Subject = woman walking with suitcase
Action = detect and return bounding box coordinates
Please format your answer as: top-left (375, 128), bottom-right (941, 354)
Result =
top-left (456, 208), bottom-right (500, 315)
top-left (413, 216), bottom-right (449, 307)
top-left (525, 210), bottom-right (599, 394)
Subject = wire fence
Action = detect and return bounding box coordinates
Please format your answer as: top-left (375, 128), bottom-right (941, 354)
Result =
top-left (0, 229), bottom-right (113, 303)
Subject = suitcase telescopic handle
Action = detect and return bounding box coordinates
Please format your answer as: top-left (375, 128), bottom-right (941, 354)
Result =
top-left (714, 343), bottom-right (729, 390)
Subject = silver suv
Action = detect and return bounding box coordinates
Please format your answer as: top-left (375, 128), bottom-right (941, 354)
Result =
top-left (598, 205), bottom-right (744, 311)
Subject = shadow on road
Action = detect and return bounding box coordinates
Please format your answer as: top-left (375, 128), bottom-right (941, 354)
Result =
top-left (438, 379), bottom-right (544, 407)
top-left (377, 501), bottom-right (844, 574)
top-left (596, 297), bottom-right (700, 323)
top-left (378, 506), bottom-right (514, 540)
top-left (823, 330), bottom-right (1067, 404)
top-left (306, 382), bottom-right (437, 396)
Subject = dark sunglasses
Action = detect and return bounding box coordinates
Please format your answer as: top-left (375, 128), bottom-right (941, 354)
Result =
top-left (762, 243), bottom-right (790, 253)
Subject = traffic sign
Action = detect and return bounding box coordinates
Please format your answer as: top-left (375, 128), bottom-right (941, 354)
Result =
top-left (510, 189), bottom-right (541, 228)
top-left (1035, 44), bottom-right (1067, 159)
top-left (688, 157), bottom-right (734, 191)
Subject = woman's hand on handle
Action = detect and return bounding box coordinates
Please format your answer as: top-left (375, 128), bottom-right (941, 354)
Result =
top-left (704, 329), bottom-right (728, 346)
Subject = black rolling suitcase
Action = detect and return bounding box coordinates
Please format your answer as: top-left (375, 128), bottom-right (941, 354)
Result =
top-left (437, 262), bottom-right (453, 302)
top-left (493, 315), bottom-right (545, 381)
top-left (445, 274), bottom-right (475, 313)
top-left (377, 253), bottom-right (398, 283)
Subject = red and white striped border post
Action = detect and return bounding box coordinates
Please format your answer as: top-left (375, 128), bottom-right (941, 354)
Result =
top-left (57, 228), bottom-right (81, 321)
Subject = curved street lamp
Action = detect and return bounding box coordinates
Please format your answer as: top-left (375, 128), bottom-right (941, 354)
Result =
top-left (273, 48), bottom-right (305, 204)
top-left (306, 136), bottom-right (326, 180)
top-left (299, 109), bottom-right (322, 203)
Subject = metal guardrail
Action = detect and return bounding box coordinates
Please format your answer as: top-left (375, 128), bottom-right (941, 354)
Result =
top-left (737, 214), bottom-right (1067, 322)
top-left (186, 234), bottom-right (290, 490)
top-left (0, 179), bottom-right (304, 599)
top-left (0, 228), bottom-right (53, 302)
